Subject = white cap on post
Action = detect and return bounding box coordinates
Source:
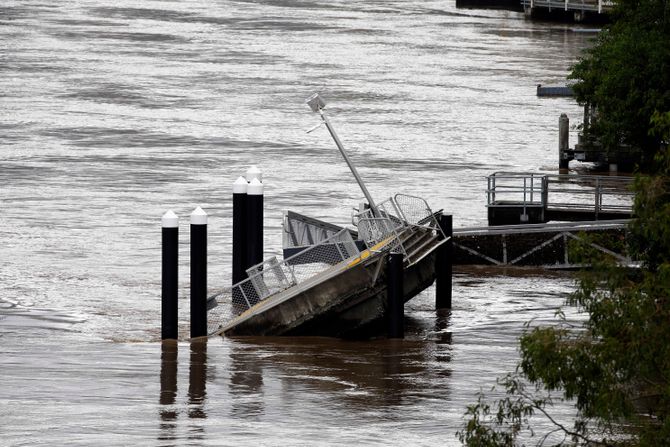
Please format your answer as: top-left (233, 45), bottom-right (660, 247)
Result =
top-left (233, 176), bottom-right (248, 194)
top-left (162, 210), bottom-right (179, 228)
top-left (190, 206), bottom-right (208, 225)
top-left (247, 178), bottom-right (264, 196)
top-left (245, 166), bottom-right (262, 183)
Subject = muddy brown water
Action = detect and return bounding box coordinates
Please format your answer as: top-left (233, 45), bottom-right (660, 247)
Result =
top-left (2, 1), bottom-right (594, 444)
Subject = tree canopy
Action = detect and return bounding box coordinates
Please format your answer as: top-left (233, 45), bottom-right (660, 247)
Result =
top-left (458, 132), bottom-right (670, 447)
top-left (458, 2), bottom-right (670, 444)
top-left (569, 0), bottom-right (670, 162)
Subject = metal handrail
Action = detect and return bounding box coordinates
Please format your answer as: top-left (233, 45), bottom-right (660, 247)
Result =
top-left (206, 227), bottom-right (362, 334)
top-left (357, 217), bottom-right (408, 258)
top-left (487, 173), bottom-right (634, 215)
top-left (353, 193), bottom-right (445, 262)
top-left (520, 0), bottom-right (612, 12)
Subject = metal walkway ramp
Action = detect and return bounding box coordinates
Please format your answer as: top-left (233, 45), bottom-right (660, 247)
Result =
top-left (207, 194), bottom-right (447, 337)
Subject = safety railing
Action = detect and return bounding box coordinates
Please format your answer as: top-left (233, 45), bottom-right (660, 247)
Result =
top-left (487, 172), bottom-right (547, 208)
top-left (357, 217), bottom-right (408, 257)
top-left (355, 194), bottom-right (444, 237)
top-left (207, 228), bottom-right (360, 335)
top-left (545, 175), bottom-right (634, 217)
top-left (354, 194), bottom-right (445, 263)
top-left (522, 0), bottom-right (613, 13)
top-left (487, 172), bottom-right (634, 217)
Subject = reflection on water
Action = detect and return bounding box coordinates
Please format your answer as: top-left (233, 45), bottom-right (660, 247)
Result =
top-left (226, 334), bottom-right (452, 412)
top-left (159, 339), bottom-right (208, 442)
top-left (187, 339), bottom-right (207, 441)
top-left (230, 343), bottom-right (266, 419)
top-left (159, 340), bottom-right (178, 441)
top-left (188, 340), bottom-right (207, 419)
top-left (434, 308), bottom-right (454, 346)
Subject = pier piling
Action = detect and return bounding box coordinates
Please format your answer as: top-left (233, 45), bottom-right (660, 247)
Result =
top-left (436, 214), bottom-right (453, 309)
top-left (232, 176), bottom-right (248, 286)
top-left (559, 113), bottom-right (570, 170)
top-left (161, 210), bottom-right (179, 340)
top-left (190, 207), bottom-right (208, 338)
top-left (246, 174), bottom-right (264, 269)
top-left (386, 252), bottom-right (404, 339)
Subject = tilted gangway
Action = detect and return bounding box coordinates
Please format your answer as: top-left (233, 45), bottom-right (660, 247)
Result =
top-left (206, 194), bottom-right (448, 337)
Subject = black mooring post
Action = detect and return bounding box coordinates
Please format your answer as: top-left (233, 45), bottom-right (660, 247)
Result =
top-left (190, 207), bottom-right (207, 339)
top-left (232, 176), bottom-right (248, 286)
top-left (559, 113), bottom-right (570, 170)
top-left (246, 177), bottom-right (264, 269)
top-left (386, 252), bottom-right (404, 339)
top-left (161, 211), bottom-right (179, 340)
top-left (436, 213), bottom-right (453, 309)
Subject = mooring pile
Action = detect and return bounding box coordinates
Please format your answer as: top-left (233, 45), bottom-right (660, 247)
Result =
top-left (160, 93), bottom-right (454, 341)
top-left (160, 166), bottom-right (265, 340)
top-left (206, 192), bottom-right (453, 338)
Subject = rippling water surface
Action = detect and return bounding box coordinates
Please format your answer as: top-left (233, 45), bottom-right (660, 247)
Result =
top-left (2, 1), bottom-right (593, 444)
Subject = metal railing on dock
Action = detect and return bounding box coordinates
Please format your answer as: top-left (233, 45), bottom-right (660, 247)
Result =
top-left (521, 0), bottom-right (614, 14)
top-left (545, 174), bottom-right (634, 217)
top-left (487, 171), bottom-right (547, 209)
top-left (486, 172), bottom-right (634, 223)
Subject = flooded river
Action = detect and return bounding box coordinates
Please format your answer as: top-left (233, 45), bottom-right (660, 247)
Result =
top-left (2, 0), bottom-right (593, 444)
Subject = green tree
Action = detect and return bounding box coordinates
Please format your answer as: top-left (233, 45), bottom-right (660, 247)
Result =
top-left (458, 4), bottom-right (670, 443)
top-left (458, 121), bottom-right (670, 445)
top-left (569, 0), bottom-right (670, 163)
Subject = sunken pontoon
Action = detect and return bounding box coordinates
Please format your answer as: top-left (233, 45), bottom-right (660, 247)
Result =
top-left (207, 93), bottom-right (449, 337)
top-left (207, 194), bottom-right (448, 337)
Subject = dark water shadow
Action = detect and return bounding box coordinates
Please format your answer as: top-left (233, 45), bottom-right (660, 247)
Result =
top-left (229, 342), bottom-right (266, 419)
top-left (227, 334), bottom-right (453, 412)
top-left (158, 340), bottom-right (178, 441)
top-left (187, 339), bottom-right (208, 440)
top-left (158, 339), bottom-right (209, 443)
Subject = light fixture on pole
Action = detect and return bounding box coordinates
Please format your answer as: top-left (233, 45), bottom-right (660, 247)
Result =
top-left (306, 93), bottom-right (380, 217)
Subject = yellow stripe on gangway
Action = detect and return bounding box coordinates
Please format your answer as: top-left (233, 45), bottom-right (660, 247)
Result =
top-left (347, 237), bottom-right (394, 268)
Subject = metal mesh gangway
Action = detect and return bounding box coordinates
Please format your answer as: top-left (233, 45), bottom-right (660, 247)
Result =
top-left (207, 194), bottom-right (446, 336)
